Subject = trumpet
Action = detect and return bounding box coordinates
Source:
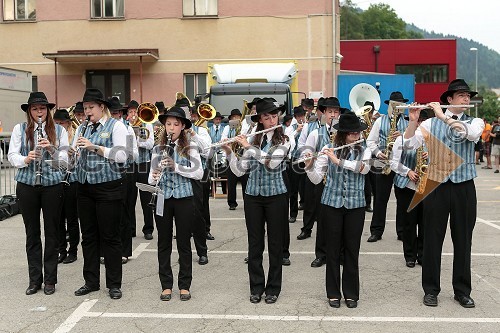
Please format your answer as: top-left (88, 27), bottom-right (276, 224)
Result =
top-left (395, 104), bottom-right (474, 109)
top-left (292, 139), bottom-right (365, 165)
top-left (148, 132), bottom-right (174, 208)
top-left (34, 117), bottom-right (43, 187)
top-left (62, 115), bottom-right (90, 185)
top-left (132, 102), bottom-right (159, 139)
top-left (194, 103), bottom-right (216, 128)
top-left (208, 124), bottom-right (282, 149)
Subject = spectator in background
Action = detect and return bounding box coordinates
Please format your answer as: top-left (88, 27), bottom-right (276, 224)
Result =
top-left (490, 116), bottom-right (500, 174)
top-left (481, 119), bottom-right (492, 169)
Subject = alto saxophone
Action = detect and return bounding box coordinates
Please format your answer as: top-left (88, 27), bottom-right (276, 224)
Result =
top-left (415, 145), bottom-right (428, 194)
top-left (381, 110), bottom-right (402, 175)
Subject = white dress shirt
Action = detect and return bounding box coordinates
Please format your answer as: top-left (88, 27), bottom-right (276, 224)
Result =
top-left (148, 141), bottom-right (204, 184)
top-left (191, 126), bottom-right (212, 159)
top-left (136, 123), bottom-right (154, 150)
top-left (8, 122), bottom-right (69, 168)
top-left (390, 135), bottom-right (416, 190)
top-left (228, 130), bottom-right (292, 177)
top-left (307, 144), bottom-right (371, 185)
top-left (366, 116), bottom-right (384, 157)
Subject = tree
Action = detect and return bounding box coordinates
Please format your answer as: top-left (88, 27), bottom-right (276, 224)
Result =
top-left (477, 87), bottom-right (500, 122)
top-left (361, 4), bottom-right (422, 39)
top-left (340, 0), bottom-right (364, 39)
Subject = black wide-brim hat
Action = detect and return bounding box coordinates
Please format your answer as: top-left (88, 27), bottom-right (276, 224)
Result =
top-left (247, 97), bottom-right (261, 110)
top-left (229, 108), bottom-right (242, 119)
top-left (127, 100), bottom-right (139, 110)
top-left (251, 97), bottom-right (285, 122)
top-left (53, 109), bottom-right (71, 121)
top-left (317, 97), bottom-right (326, 111)
top-left (301, 98), bottom-right (314, 107)
top-left (158, 106), bottom-right (192, 129)
top-left (384, 91), bottom-right (409, 105)
top-left (439, 79), bottom-right (478, 104)
top-left (21, 92), bottom-right (56, 112)
top-left (293, 106), bottom-right (306, 116)
top-left (73, 101), bottom-right (84, 113)
top-left (283, 114), bottom-right (294, 124)
top-left (82, 88), bottom-right (112, 108)
top-left (322, 97), bottom-right (341, 109)
top-left (214, 111), bottom-right (224, 120)
top-left (108, 97), bottom-right (126, 112)
top-left (155, 101), bottom-right (166, 112)
top-left (333, 111), bottom-right (368, 132)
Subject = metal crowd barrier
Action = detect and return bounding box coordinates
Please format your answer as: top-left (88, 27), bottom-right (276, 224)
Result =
top-left (0, 133), bottom-right (16, 196)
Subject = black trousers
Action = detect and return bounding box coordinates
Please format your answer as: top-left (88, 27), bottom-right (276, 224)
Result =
top-left (287, 160), bottom-right (305, 218)
top-left (201, 169), bottom-right (212, 233)
top-left (120, 174), bottom-right (132, 257)
top-left (394, 187), bottom-right (423, 262)
top-left (370, 171), bottom-right (403, 237)
top-left (17, 183), bottom-right (64, 286)
top-left (126, 162), bottom-right (155, 236)
top-left (244, 193), bottom-right (287, 296)
top-left (323, 205), bottom-right (365, 301)
top-left (422, 180), bottom-right (476, 297)
top-left (364, 170), bottom-right (376, 207)
top-left (227, 169), bottom-right (247, 208)
top-left (282, 170), bottom-right (291, 259)
top-left (191, 178), bottom-right (208, 257)
top-left (78, 179), bottom-right (124, 289)
top-left (301, 177), bottom-right (318, 233)
top-left (59, 181), bottom-right (79, 257)
top-left (155, 197), bottom-right (195, 291)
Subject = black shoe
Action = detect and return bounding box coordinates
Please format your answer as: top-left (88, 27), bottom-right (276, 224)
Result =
top-left (198, 256), bottom-right (209, 265)
top-left (109, 288), bottom-right (122, 300)
top-left (397, 234), bottom-right (403, 241)
top-left (311, 257), bottom-right (325, 268)
top-left (423, 294), bottom-right (438, 307)
top-left (244, 257), bottom-right (249, 264)
top-left (44, 284), bottom-right (55, 295)
top-left (25, 284), bottom-right (41, 295)
top-left (345, 299), bottom-right (358, 308)
top-left (282, 258), bottom-right (291, 266)
top-left (63, 254), bottom-right (77, 264)
top-left (454, 295), bottom-right (475, 308)
top-left (406, 261), bottom-right (416, 268)
top-left (160, 293), bottom-right (172, 301)
top-left (265, 295), bottom-right (278, 304)
top-left (180, 292), bottom-right (191, 301)
top-left (365, 206), bottom-right (373, 212)
top-left (250, 294), bottom-right (262, 303)
top-left (121, 257), bottom-right (128, 264)
top-left (99, 257), bottom-right (105, 265)
top-left (74, 285), bottom-right (99, 296)
top-left (297, 231), bottom-right (311, 240)
top-left (416, 259), bottom-right (422, 266)
top-left (328, 299), bottom-right (340, 308)
top-left (288, 217), bottom-right (296, 223)
top-left (144, 233), bottom-right (153, 240)
top-left (206, 232), bottom-right (215, 240)
top-left (298, 204), bottom-right (304, 210)
top-left (367, 234), bottom-right (381, 242)
top-left (229, 206), bottom-right (236, 210)
top-left (58, 253), bottom-right (67, 264)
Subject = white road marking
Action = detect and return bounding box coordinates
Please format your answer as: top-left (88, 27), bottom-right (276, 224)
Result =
top-left (130, 242), bottom-right (151, 259)
top-left (53, 299), bottom-right (100, 333)
top-left (477, 217), bottom-right (500, 231)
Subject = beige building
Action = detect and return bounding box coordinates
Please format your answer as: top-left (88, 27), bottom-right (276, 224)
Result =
top-left (0, 0), bottom-right (340, 111)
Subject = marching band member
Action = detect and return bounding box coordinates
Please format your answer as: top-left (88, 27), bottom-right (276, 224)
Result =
top-left (53, 109), bottom-right (79, 265)
top-left (240, 97), bottom-right (259, 135)
top-left (73, 88), bottom-right (128, 300)
top-left (221, 108), bottom-right (248, 211)
top-left (8, 92), bottom-right (69, 295)
top-left (72, 101), bottom-right (86, 124)
top-left (404, 79), bottom-right (484, 308)
top-left (224, 97), bottom-right (290, 304)
top-left (306, 111), bottom-right (371, 308)
top-left (108, 97), bottom-right (138, 264)
top-left (208, 111), bottom-right (227, 195)
top-left (390, 110), bottom-right (429, 268)
top-left (366, 91), bottom-right (409, 242)
top-left (149, 106), bottom-right (203, 301)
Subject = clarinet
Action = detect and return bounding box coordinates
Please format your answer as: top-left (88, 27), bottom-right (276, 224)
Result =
top-left (148, 132), bottom-right (174, 208)
top-left (62, 116), bottom-right (91, 185)
top-left (34, 117), bottom-right (43, 187)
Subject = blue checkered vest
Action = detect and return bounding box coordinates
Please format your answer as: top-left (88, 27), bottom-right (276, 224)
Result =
top-left (136, 123), bottom-right (151, 164)
top-left (321, 144), bottom-right (366, 209)
top-left (76, 118), bottom-right (124, 184)
top-left (245, 140), bottom-right (287, 197)
top-left (316, 125), bottom-right (331, 152)
top-left (209, 124), bottom-right (224, 143)
top-left (307, 121), bottom-right (320, 136)
top-left (429, 115), bottom-right (476, 183)
top-left (158, 147), bottom-right (193, 199)
top-left (393, 144), bottom-right (417, 189)
top-left (291, 123), bottom-right (301, 158)
top-left (192, 125), bottom-right (207, 169)
top-left (15, 123), bottom-right (64, 186)
top-left (378, 115), bottom-right (409, 151)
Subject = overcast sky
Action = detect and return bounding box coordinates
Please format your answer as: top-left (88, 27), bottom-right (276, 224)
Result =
top-left (352, 0), bottom-right (500, 53)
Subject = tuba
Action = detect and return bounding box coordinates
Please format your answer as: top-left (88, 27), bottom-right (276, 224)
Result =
top-left (134, 102), bottom-right (159, 139)
top-left (195, 103), bottom-right (216, 128)
top-left (349, 83), bottom-right (381, 113)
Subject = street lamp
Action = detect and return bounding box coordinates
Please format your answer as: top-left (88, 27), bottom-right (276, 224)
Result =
top-left (470, 47), bottom-right (478, 117)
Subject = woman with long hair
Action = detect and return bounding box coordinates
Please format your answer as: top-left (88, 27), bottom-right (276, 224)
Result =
top-left (149, 106), bottom-right (203, 301)
top-left (8, 92), bottom-right (69, 295)
top-left (225, 97), bottom-right (291, 304)
top-left (306, 111), bottom-right (371, 309)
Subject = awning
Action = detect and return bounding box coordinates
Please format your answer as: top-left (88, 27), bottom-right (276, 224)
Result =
top-left (42, 49), bottom-right (159, 63)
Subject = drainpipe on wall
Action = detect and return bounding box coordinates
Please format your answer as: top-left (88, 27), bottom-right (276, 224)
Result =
top-left (139, 56), bottom-right (143, 103)
top-left (332, 0), bottom-right (340, 96)
top-left (54, 58), bottom-right (58, 107)
top-left (373, 45), bottom-right (380, 72)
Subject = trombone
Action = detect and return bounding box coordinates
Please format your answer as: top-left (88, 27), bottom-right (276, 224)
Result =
top-left (194, 103), bottom-right (216, 128)
top-left (132, 102), bottom-right (159, 139)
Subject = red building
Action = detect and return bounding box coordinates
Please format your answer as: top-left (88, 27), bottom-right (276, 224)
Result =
top-left (340, 39), bottom-right (457, 103)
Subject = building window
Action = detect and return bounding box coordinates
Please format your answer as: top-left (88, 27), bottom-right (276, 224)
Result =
top-left (3, 0), bottom-right (36, 21)
top-left (395, 64), bottom-right (449, 83)
top-left (91, 0), bottom-right (124, 19)
top-left (184, 74), bottom-right (207, 102)
top-left (183, 0), bottom-right (217, 17)
top-left (32, 76), bottom-right (38, 92)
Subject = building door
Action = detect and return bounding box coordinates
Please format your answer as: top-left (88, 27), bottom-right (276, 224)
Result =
top-left (86, 70), bottom-right (130, 104)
